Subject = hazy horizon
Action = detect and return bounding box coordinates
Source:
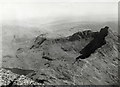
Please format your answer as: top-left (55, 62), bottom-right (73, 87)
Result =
top-left (1, 2), bottom-right (118, 25)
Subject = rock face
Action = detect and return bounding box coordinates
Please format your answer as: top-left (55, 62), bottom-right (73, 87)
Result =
top-left (76, 26), bottom-right (109, 60)
top-left (2, 26), bottom-right (119, 85)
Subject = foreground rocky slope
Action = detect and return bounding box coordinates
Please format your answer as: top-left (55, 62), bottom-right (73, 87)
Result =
top-left (2, 27), bottom-right (119, 85)
top-left (0, 68), bottom-right (41, 86)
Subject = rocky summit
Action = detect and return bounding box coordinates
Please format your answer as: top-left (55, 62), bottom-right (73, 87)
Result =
top-left (2, 26), bottom-right (119, 86)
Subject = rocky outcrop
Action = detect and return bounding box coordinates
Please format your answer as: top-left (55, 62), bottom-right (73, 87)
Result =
top-left (68, 29), bottom-right (92, 41)
top-left (76, 26), bottom-right (109, 60)
top-left (0, 68), bottom-right (41, 86)
top-left (30, 36), bottom-right (46, 49)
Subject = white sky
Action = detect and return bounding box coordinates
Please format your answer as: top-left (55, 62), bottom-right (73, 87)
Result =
top-left (0, 0), bottom-right (118, 22)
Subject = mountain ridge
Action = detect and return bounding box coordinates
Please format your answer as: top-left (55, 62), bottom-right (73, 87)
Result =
top-left (2, 26), bottom-right (119, 85)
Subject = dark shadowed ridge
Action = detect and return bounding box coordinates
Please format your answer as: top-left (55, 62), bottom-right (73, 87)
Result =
top-left (76, 26), bottom-right (109, 60)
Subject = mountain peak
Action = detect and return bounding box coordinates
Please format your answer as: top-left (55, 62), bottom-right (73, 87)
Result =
top-left (2, 26), bottom-right (119, 85)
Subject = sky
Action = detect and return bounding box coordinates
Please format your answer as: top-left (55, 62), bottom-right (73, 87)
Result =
top-left (0, 0), bottom-right (118, 23)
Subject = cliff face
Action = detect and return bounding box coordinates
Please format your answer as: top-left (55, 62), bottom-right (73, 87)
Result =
top-left (75, 26), bottom-right (109, 60)
top-left (2, 27), bottom-right (119, 85)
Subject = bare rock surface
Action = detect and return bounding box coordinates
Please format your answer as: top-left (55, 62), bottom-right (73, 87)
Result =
top-left (2, 27), bottom-right (119, 85)
top-left (0, 68), bottom-right (41, 86)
